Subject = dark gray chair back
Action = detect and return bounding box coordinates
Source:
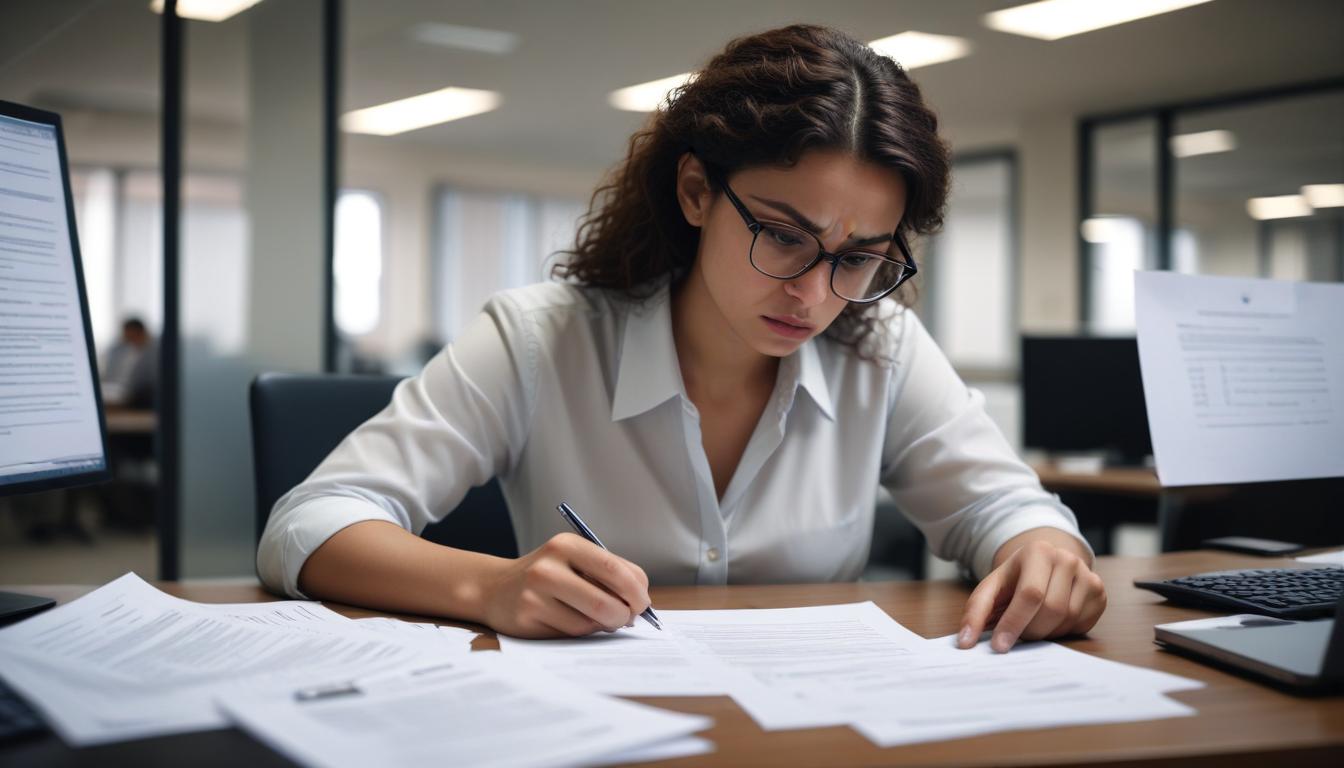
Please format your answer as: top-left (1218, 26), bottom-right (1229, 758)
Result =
top-left (249, 372), bottom-right (517, 557)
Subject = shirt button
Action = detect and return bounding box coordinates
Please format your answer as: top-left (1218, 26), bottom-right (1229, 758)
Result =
top-left (705, 547), bottom-right (720, 562)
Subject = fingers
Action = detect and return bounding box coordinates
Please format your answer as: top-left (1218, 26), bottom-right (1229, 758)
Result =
top-left (546, 564), bottom-right (637, 631)
top-left (551, 534), bottom-right (652, 615)
top-left (1066, 570), bottom-right (1108, 636)
top-left (958, 564), bottom-right (1013, 649)
top-left (1020, 559), bottom-right (1077, 641)
top-left (988, 548), bottom-right (1053, 652)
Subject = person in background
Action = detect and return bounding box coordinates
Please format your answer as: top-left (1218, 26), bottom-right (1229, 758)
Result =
top-left (100, 317), bottom-right (157, 409)
top-left (259, 24), bottom-right (1106, 653)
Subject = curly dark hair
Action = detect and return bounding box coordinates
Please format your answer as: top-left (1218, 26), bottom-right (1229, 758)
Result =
top-left (552, 23), bottom-right (951, 362)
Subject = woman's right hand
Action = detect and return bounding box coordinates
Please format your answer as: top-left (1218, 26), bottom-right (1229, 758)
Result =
top-left (481, 533), bottom-right (652, 638)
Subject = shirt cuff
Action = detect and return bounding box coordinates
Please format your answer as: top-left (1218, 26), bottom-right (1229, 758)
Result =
top-left (969, 505), bottom-right (1095, 581)
top-left (266, 496), bottom-right (401, 599)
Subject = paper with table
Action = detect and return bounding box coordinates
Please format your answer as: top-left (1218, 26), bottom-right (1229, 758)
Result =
top-left (1134, 271), bottom-right (1344, 486)
top-left (500, 601), bottom-right (1202, 746)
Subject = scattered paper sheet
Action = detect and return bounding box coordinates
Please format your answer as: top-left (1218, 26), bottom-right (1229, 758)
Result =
top-left (353, 617), bottom-right (477, 654)
top-left (501, 601), bottom-right (1203, 745)
top-left (1134, 271), bottom-right (1344, 486)
top-left (0, 573), bottom-right (446, 745)
top-left (1297, 549), bottom-right (1344, 567)
top-left (215, 653), bottom-right (711, 768)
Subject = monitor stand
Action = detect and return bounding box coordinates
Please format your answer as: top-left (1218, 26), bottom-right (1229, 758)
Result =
top-left (0, 591), bottom-right (56, 626)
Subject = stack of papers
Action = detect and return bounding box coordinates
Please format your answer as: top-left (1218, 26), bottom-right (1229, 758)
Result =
top-left (500, 601), bottom-right (1203, 747)
top-left (0, 574), bottom-right (713, 767)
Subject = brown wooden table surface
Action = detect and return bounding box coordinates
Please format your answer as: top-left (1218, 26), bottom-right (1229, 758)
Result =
top-left (5, 550), bottom-right (1343, 766)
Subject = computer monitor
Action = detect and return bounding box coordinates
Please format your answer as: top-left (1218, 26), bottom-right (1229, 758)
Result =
top-left (0, 99), bottom-right (111, 623)
top-left (1021, 335), bottom-right (1152, 466)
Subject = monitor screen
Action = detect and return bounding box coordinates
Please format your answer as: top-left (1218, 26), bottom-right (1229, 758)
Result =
top-left (1021, 336), bottom-right (1152, 464)
top-left (0, 102), bottom-right (109, 494)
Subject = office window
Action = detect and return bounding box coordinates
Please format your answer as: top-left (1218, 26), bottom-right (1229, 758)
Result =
top-left (1173, 90), bottom-right (1344, 281)
top-left (433, 188), bottom-right (584, 342)
top-left (1082, 86), bottom-right (1344, 332)
top-left (334, 190), bottom-right (384, 337)
top-left (70, 169), bottom-right (118, 347)
top-left (923, 154), bottom-right (1017, 372)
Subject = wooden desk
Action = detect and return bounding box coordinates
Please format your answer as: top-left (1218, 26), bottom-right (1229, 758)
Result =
top-left (104, 408), bottom-right (156, 435)
top-left (1032, 462), bottom-right (1162, 497)
top-left (5, 551), bottom-right (1342, 767)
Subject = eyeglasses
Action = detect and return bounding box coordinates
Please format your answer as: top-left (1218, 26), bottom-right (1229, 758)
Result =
top-left (711, 174), bottom-right (917, 304)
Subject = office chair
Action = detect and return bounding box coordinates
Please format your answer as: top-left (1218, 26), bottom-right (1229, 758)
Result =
top-left (248, 372), bottom-right (518, 558)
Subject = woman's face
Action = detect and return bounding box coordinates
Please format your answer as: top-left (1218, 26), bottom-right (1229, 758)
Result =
top-left (680, 149), bottom-right (908, 359)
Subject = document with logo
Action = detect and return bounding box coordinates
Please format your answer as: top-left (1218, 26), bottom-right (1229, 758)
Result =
top-left (1134, 271), bottom-right (1344, 486)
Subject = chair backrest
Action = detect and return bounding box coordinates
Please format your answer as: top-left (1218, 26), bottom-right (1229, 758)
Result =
top-left (249, 372), bottom-right (517, 558)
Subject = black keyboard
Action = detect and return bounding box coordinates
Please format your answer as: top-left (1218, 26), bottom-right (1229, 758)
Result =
top-left (0, 677), bottom-right (44, 744)
top-left (1135, 567), bottom-right (1344, 619)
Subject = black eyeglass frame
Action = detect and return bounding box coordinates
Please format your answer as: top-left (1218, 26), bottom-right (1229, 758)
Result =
top-left (709, 173), bottom-right (918, 304)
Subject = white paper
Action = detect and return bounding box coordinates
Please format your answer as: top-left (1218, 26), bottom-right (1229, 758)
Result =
top-left (845, 636), bottom-right (1200, 746)
top-left (1297, 549), bottom-right (1344, 567)
top-left (216, 653), bottom-right (711, 768)
top-left (1134, 271), bottom-right (1344, 486)
top-left (353, 617), bottom-right (478, 654)
top-left (583, 736), bottom-right (714, 767)
top-left (497, 601), bottom-right (920, 698)
top-left (0, 573), bottom-right (448, 745)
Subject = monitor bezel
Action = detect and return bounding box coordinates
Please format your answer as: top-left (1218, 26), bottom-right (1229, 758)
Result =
top-left (0, 99), bottom-right (113, 496)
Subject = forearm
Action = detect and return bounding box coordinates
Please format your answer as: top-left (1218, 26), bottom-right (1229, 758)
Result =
top-left (991, 526), bottom-right (1094, 572)
top-left (296, 519), bottom-right (506, 624)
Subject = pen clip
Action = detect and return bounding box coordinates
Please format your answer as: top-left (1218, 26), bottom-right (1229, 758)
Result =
top-left (557, 502), bottom-right (607, 550)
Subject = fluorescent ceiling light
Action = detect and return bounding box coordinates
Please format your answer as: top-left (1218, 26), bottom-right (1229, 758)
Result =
top-left (1246, 195), bottom-right (1311, 220)
top-left (409, 22), bottom-right (518, 55)
top-left (1169, 129), bottom-right (1235, 158)
top-left (868, 31), bottom-right (972, 69)
top-left (1302, 183), bottom-right (1344, 208)
top-left (1081, 217), bottom-right (1136, 243)
top-left (341, 87), bottom-right (501, 136)
top-left (609, 73), bottom-right (693, 113)
top-left (609, 29), bottom-right (972, 114)
top-left (984, 0), bottom-right (1215, 41)
top-left (149, 0), bottom-right (264, 22)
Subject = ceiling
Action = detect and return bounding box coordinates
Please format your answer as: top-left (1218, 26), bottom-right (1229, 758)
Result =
top-left (1, 0), bottom-right (1342, 175)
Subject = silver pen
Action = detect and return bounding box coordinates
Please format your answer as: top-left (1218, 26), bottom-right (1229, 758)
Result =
top-left (556, 501), bottom-right (663, 630)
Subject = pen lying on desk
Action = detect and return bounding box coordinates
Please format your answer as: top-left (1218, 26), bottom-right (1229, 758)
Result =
top-left (557, 501), bottom-right (663, 630)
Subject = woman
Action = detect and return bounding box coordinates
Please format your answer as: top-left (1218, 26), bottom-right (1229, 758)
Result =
top-left (258, 24), bottom-right (1106, 652)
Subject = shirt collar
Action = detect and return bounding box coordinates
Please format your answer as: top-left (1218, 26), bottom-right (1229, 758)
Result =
top-left (609, 283), bottom-right (836, 423)
top-left (611, 284), bottom-right (684, 422)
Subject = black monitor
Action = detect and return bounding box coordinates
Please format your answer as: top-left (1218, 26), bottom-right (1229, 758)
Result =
top-left (0, 100), bottom-right (111, 623)
top-left (1021, 336), bottom-right (1152, 466)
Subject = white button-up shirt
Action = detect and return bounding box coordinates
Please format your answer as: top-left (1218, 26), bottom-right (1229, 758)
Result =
top-left (257, 282), bottom-right (1088, 598)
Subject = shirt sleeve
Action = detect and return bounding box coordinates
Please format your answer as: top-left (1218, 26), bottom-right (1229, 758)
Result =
top-left (879, 310), bottom-right (1093, 580)
top-left (255, 294), bottom-right (535, 597)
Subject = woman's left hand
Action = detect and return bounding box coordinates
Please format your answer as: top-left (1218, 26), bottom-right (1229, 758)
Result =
top-left (957, 529), bottom-right (1107, 653)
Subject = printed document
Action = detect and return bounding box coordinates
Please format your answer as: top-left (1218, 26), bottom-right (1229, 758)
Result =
top-left (1135, 271), bottom-right (1344, 485)
top-left (0, 573), bottom-right (450, 745)
top-left (216, 653), bottom-right (711, 768)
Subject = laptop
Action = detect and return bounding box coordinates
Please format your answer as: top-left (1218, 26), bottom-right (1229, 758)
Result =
top-left (1154, 593), bottom-right (1344, 693)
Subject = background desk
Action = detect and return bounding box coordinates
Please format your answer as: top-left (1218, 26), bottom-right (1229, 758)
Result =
top-left (4, 551), bottom-right (1343, 767)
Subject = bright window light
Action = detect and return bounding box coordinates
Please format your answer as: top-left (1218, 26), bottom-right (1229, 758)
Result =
top-left (341, 87), bottom-right (501, 136)
top-left (868, 32), bottom-right (972, 69)
top-left (608, 73), bottom-right (694, 112)
top-left (983, 0), bottom-right (1215, 41)
top-left (1246, 195), bottom-right (1312, 221)
top-left (1169, 129), bottom-right (1235, 158)
top-left (149, 0), bottom-right (263, 22)
top-left (334, 191), bottom-right (383, 336)
top-left (1302, 183), bottom-right (1344, 208)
